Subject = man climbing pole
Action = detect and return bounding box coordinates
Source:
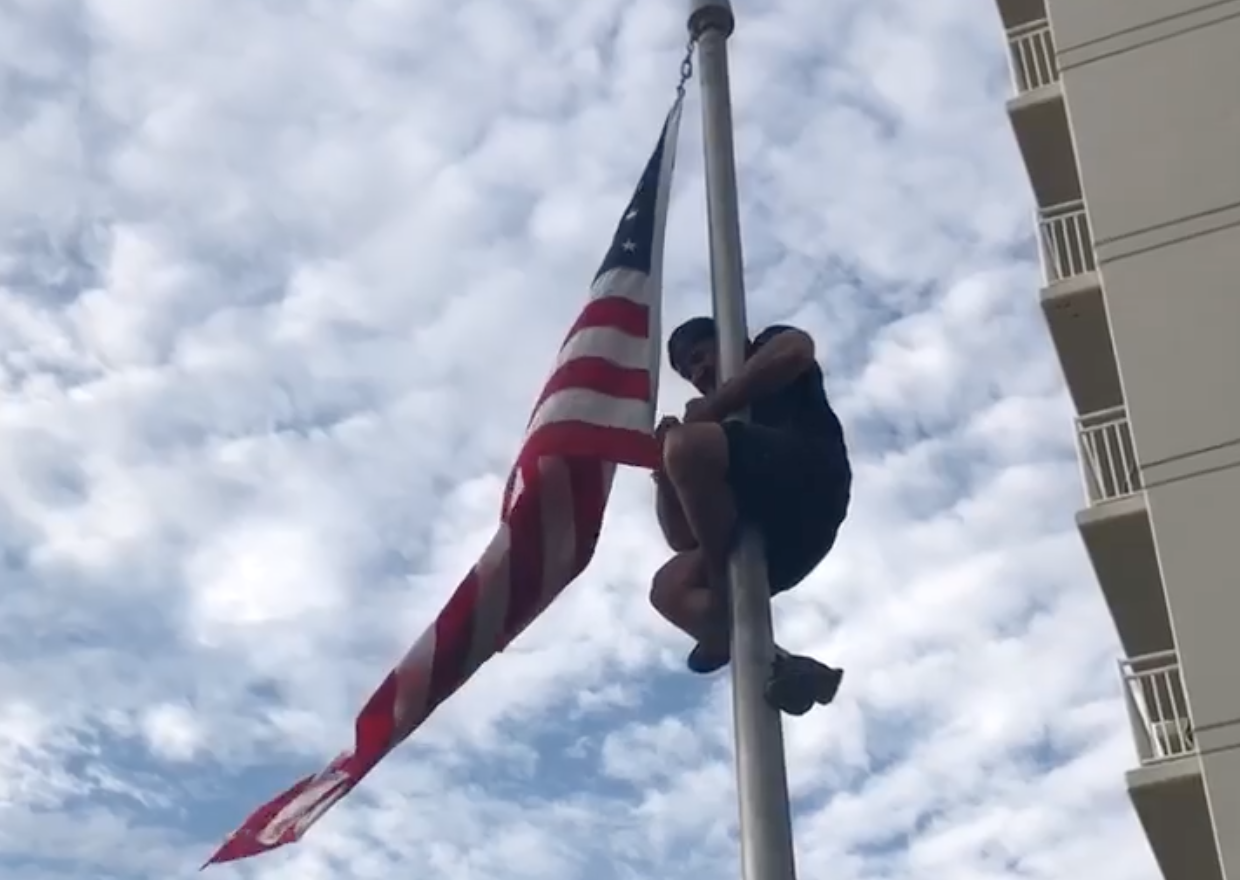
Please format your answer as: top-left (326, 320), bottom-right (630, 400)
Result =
top-left (649, 316), bottom-right (849, 715)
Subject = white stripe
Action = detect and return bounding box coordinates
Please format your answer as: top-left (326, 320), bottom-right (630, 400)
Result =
top-left (393, 523), bottom-right (513, 736)
top-left (503, 466), bottom-right (524, 518)
top-left (527, 388), bottom-right (651, 437)
top-left (645, 98), bottom-right (683, 407)
top-left (590, 266), bottom-right (653, 306)
top-left (461, 526), bottom-right (512, 675)
top-left (255, 769), bottom-right (353, 846)
top-left (392, 626), bottom-right (438, 739)
top-left (555, 323), bottom-right (650, 374)
top-left (537, 457), bottom-right (577, 610)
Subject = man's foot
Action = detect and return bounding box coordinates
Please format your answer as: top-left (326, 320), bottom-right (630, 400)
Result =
top-left (686, 641), bottom-right (730, 674)
top-left (764, 654), bottom-right (844, 717)
top-left (685, 581), bottom-right (732, 675)
top-left (685, 618), bottom-right (731, 674)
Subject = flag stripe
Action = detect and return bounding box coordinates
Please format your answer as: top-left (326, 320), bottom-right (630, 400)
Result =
top-left (530, 356), bottom-right (651, 421)
top-left (496, 456), bottom-right (611, 653)
top-left (427, 572), bottom-right (483, 706)
top-left (392, 632), bottom-right (437, 742)
top-left (570, 458), bottom-right (611, 570)
top-left (499, 483), bottom-right (546, 642)
top-left (558, 323), bottom-right (653, 373)
top-left (566, 295), bottom-right (648, 340)
top-left (527, 388), bottom-right (652, 440)
top-left (537, 457), bottom-right (577, 611)
top-left (461, 527), bottom-right (513, 675)
top-left (355, 674), bottom-right (398, 749)
top-left (519, 422), bottom-right (660, 472)
top-left (592, 266), bottom-right (659, 306)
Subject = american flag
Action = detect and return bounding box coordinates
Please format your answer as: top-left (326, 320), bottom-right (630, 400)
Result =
top-left (204, 98), bottom-right (684, 866)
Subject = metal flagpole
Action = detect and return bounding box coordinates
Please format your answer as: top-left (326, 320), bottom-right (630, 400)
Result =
top-left (686, 3), bottom-right (798, 880)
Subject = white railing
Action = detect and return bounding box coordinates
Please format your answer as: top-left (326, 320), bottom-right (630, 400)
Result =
top-left (1076, 406), bottom-right (1141, 504)
top-left (1039, 201), bottom-right (1096, 284)
top-left (1007, 20), bottom-right (1059, 94)
top-left (1120, 651), bottom-right (1195, 766)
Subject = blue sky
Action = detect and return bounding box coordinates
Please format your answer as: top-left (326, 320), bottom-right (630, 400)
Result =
top-left (0, 0), bottom-right (1160, 878)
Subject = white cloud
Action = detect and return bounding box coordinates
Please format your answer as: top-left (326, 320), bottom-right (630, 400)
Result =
top-left (139, 703), bottom-right (203, 763)
top-left (0, 0), bottom-right (1160, 879)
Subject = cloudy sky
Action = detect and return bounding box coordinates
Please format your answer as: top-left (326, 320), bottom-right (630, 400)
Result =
top-left (0, 0), bottom-right (1161, 878)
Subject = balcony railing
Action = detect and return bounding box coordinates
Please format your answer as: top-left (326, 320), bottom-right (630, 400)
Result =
top-left (1039, 201), bottom-right (1096, 284)
top-left (1120, 650), bottom-right (1195, 766)
top-left (1006, 20), bottom-right (1059, 95)
top-left (1076, 406), bottom-right (1142, 504)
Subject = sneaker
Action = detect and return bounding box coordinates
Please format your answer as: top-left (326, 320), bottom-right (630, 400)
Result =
top-left (685, 587), bottom-right (732, 675)
top-left (764, 655), bottom-right (844, 717)
top-left (686, 641), bottom-right (730, 674)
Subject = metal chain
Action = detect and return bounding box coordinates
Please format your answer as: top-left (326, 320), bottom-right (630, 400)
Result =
top-left (676, 35), bottom-right (697, 98)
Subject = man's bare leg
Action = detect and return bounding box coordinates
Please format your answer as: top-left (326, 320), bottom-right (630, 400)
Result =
top-left (654, 469), bottom-right (698, 553)
top-left (649, 550), bottom-right (715, 641)
top-left (648, 424), bottom-right (845, 708)
top-left (658, 422), bottom-right (743, 668)
top-left (651, 550), bottom-right (844, 698)
top-left (660, 423), bottom-right (739, 587)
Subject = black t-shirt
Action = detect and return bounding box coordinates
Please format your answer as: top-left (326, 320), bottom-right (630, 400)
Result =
top-left (746, 325), bottom-right (847, 457)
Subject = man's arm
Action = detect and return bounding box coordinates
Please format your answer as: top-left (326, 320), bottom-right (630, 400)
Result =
top-left (707, 325), bottom-right (816, 417)
top-left (654, 470), bottom-right (698, 552)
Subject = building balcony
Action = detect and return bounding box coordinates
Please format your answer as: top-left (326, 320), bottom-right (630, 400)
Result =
top-left (1120, 650), bottom-right (1194, 767)
top-left (1077, 406), bottom-right (1141, 505)
top-left (1038, 204), bottom-right (1119, 414)
top-left (1003, 19), bottom-right (1082, 210)
top-left (994, 0), bottom-right (1048, 39)
top-left (1074, 409), bottom-right (1172, 658)
top-left (1006, 19), bottom-right (1059, 96)
top-left (1038, 200), bottom-right (1096, 284)
top-left (1120, 650), bottom-right (1222, 880)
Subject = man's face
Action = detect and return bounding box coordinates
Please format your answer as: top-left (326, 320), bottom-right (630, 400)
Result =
top-left (681, 338), bottom-right (718, 393)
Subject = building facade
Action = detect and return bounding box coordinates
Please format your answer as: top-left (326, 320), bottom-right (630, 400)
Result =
top-left (995, 0), bottom-right (1240, 878)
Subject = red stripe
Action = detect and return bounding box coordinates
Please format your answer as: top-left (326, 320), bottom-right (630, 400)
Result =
top-left (353, 672), bottom-right (400, 762)
top-left (500, 475), bottom-right (546, 640)
top-left (495, 458), bottom-right (609, 652)
top-left (205, 779), bottom-right (312, 863)
top-left (428, 570), bottom-right (482, 706)
top-left (564, 295), bottom-right (648, 342)
top-left (518, 421), bottom-right (661, 473)
top-left (568, 458), bottom-right (608, 572)
top-left (530, 356), bottom-right (650, 418)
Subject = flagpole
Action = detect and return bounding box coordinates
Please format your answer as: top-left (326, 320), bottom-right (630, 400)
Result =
top-left (687, 3), bottom-right (798, 880)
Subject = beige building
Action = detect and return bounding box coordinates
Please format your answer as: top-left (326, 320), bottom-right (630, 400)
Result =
top-left (994, 1), bottom-right (1240, 878)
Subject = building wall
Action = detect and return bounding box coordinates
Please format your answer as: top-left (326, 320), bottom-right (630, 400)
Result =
top-left (1047, 0), bottom-right (1240, 873)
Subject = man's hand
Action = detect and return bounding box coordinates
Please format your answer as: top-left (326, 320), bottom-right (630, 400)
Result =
top-left (655, 415), bottom-right (681, 442)
top-left (652, 416), bottom-right (680, 483)
top-left (682, 396), bottom-right (722, 423)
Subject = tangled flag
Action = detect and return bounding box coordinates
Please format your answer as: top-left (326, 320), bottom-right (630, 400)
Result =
top-left (205, 97), bottom-right (684, 866)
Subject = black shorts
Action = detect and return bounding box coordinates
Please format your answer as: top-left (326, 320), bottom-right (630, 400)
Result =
top-left (722, 421), bottom-right (850, 595)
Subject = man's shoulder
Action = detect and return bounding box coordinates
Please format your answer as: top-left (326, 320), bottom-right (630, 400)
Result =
top-left (751, 323), bottom-right (809, 349)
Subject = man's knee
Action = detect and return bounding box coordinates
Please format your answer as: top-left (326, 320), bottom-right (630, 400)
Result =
top-left (662, 423), bottom-right (727, 484)
top-left (650, 550), bottom-right (707, 611)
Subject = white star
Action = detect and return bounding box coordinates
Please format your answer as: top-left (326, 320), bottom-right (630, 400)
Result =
top-left (624, 209), bottom-right (639, 221)
top-left (621, 240), bottom-right (636, 252)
